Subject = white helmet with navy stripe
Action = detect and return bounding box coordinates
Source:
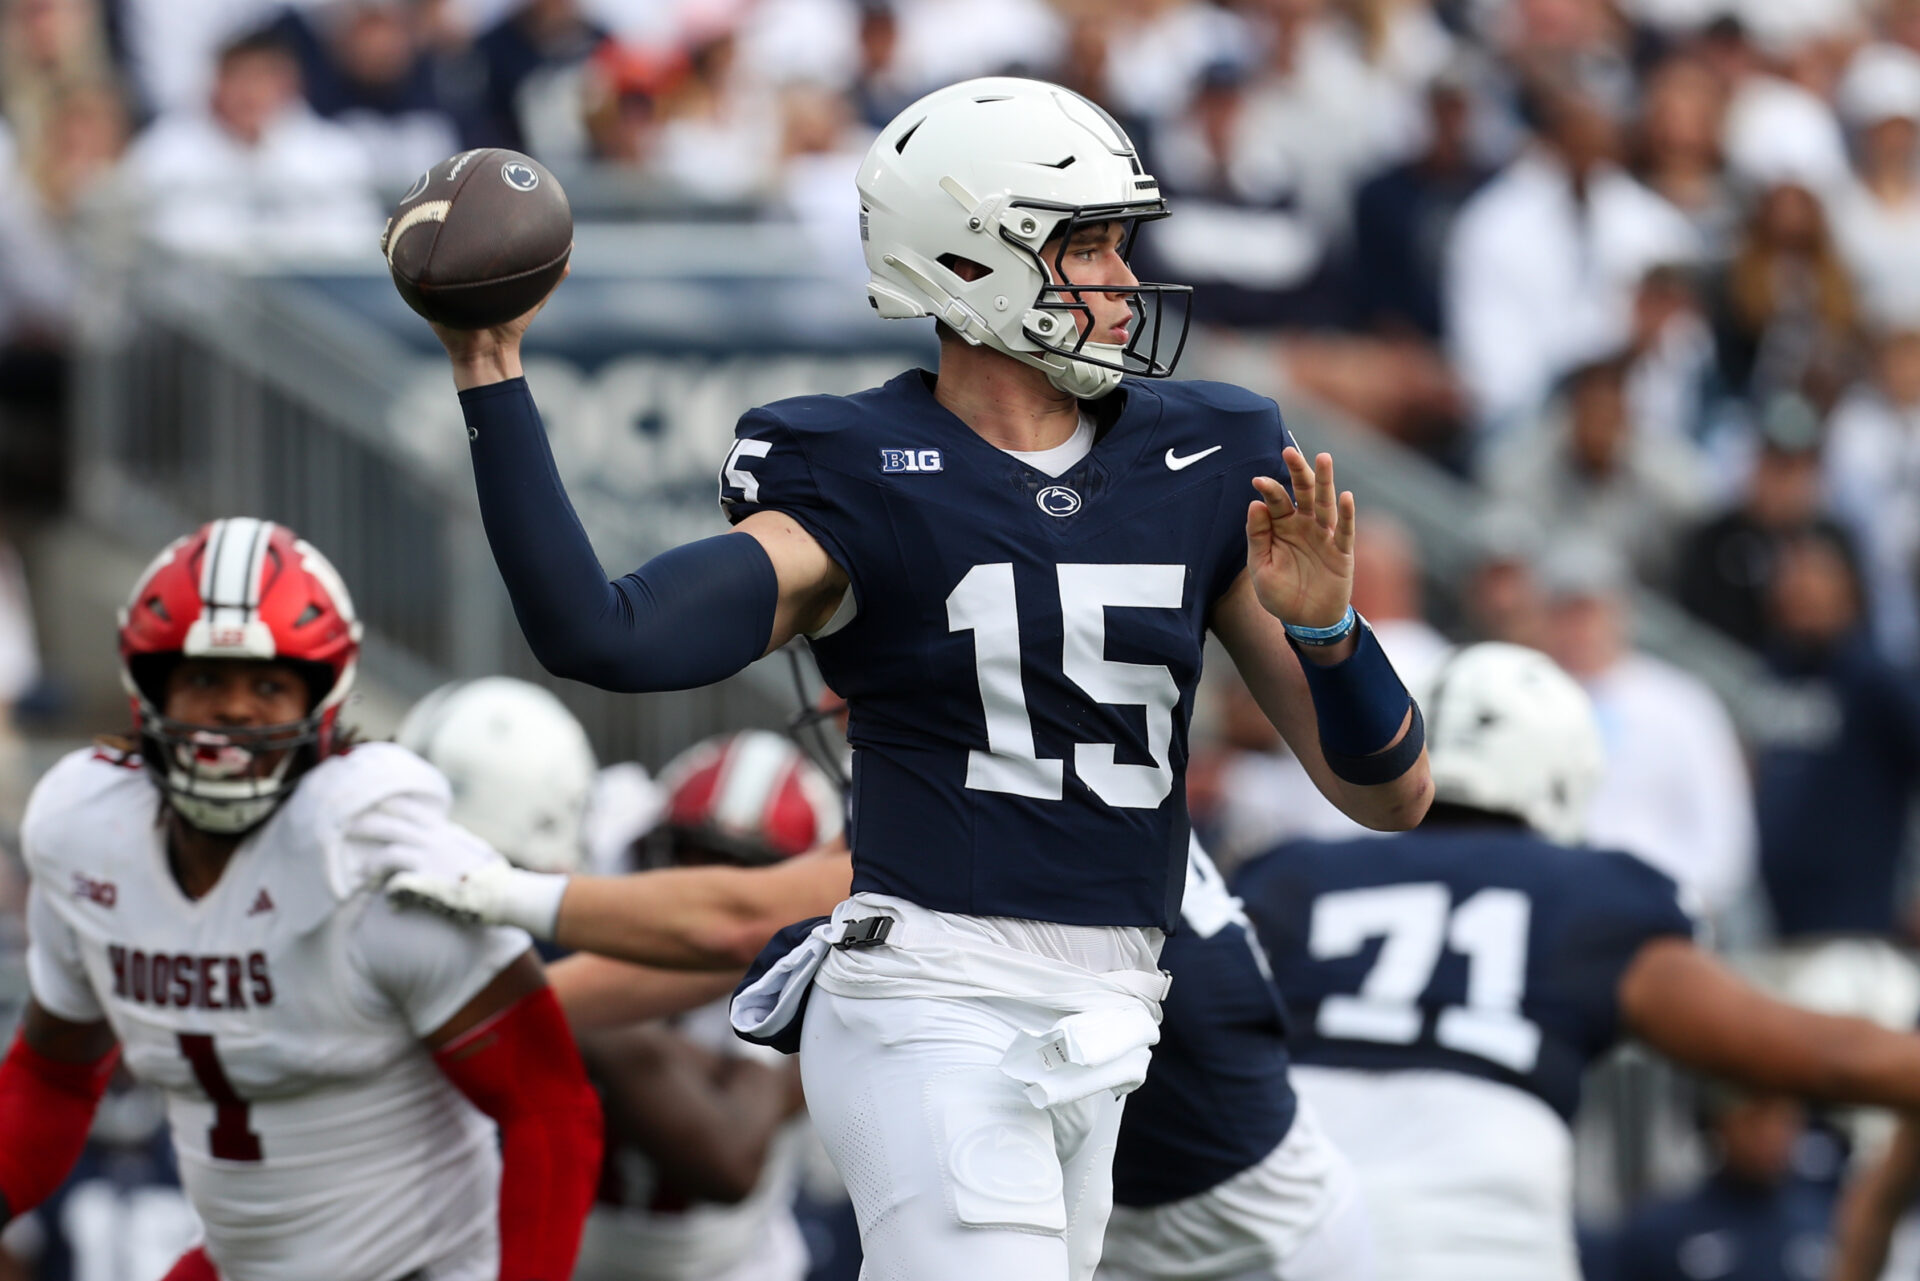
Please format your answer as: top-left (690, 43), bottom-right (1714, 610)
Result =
top-left (858, 76), bottom-right (1192, 399)
top-left (396, 677), bottom-right (599, 874)
top-left (1422, 642), bottom-right (1604, 846)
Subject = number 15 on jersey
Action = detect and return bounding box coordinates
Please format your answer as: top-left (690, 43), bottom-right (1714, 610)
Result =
top-left (947, 562), bottom-right (1185, 811)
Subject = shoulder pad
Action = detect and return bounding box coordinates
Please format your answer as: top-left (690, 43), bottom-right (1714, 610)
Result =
top-left (756, 374), bottom-right (927, 436)
top-left (1587, 847), bottom-right (1696, 923)
top-left (1147, 378), bottom-right (1279, 419)
top-left (267, 743), bottom-right (458, 910)
top-left (21, 747), bottom-right (157, 881)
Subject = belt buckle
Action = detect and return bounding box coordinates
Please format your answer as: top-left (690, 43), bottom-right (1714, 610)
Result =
top-left (835, 916), bottom-right (893, 949)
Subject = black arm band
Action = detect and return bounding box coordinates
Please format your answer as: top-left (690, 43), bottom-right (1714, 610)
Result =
top-left (460, 377), bottom-right (779, 692)
top-left (1319, 699), bottom-right (1426, 786)
top-left (1292, 619), bottom-right (1423, 784)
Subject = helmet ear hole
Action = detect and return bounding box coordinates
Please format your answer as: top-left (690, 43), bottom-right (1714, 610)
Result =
top-left (936, 253), bottom-right (992, 282)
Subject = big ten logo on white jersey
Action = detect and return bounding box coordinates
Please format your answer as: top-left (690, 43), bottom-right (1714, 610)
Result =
top-left (387, 353), bottom-right (907, 549)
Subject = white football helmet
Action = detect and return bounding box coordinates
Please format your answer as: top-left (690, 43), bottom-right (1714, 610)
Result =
top-left (396, 677), bottom-right (598, 873)
top-left (859, 76), bottom-right (1192, 399)
top-left (1421, 643), bottom-right (1605, 846)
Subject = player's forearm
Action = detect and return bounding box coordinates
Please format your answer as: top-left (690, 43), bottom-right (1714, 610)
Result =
top-left (556, 854), bottom-right (851, 969)
top-left (555, 869), bottom-right (778, 969)
top-left (1218, 591), bottom-right (1429, 830)
top-left (1829, 1122), bottom-right (1920, 1281)
top-left (593, 1037), bottom-right (793, 1204)
top-left (1328, 733), bottom-right (1434, 831)
top-left (0, 1022), bottom-right (120, 1221)
top-left (546, 954), bottom-right (740, 1031)
top-left (435, 987), bottom-right (602, 1281)
top-left (458, 379), bottom-right (781, 691)
top-left (1625, 941), bottom-right (1920, 1109)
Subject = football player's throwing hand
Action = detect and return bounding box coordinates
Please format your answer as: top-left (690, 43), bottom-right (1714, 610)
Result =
top-left (1246, 446), bottom-right (1356, 633)
top-left (431, 265), bottom-right (569, 391)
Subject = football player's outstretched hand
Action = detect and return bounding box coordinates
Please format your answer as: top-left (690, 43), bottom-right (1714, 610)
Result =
top-left (1246, 446), bottom-right (1356, 631)
top-left (384, 859), bottom-right (568, 940)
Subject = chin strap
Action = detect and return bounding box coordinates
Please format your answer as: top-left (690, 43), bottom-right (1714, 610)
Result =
top-left (1031, 342), bottom-right (1126, 399)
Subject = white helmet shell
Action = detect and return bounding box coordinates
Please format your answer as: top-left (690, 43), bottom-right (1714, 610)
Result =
top-left (858, 76), bottom-right (1190, 399)
top-left (1422, 643), bottom-right (1605, 846)
top-left (396, 677), bottom-right (599, 873)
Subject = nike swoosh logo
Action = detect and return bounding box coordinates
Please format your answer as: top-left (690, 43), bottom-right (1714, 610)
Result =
top-left (1165, 445), bottom-right (1223, 471)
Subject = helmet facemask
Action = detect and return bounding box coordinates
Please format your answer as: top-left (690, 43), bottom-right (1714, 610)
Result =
top-left (142, 709), bottom-right (326, 835)
top-left (1011, 201), bottom-right (1192, 398)
top-left (127, 653), bottom-right (347, 837)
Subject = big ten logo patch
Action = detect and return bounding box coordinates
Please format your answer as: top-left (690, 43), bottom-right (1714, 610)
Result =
top-left (73, 873), bottom-right (117, 908)
top-left (880, 448), bottom-right (943, 474)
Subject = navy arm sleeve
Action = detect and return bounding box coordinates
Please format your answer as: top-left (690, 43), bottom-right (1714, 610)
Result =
top-left (459, 378), bottom-right (778, 693)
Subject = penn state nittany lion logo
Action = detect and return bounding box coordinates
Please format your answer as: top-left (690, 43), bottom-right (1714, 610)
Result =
top-left (501, 161), bottom-right (541, 193)
top-left (1036, 486), bottom-right (1081, 518)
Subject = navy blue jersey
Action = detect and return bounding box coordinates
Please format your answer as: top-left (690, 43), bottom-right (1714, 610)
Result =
top-left (721, 370), bottom-right (1292, 929)
top-left (1604, 1172), bottom-right (1832, 1281)
top-left (1112, 847), bottom-right (1298, 1208)
top-left (1234, 828), bottom-right (1694, 1121)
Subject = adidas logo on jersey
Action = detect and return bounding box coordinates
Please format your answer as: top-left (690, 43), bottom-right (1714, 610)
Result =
top-left (880, 448), bottom-right (942, 474)
top-left (248, 888), bottom-right (275, 917)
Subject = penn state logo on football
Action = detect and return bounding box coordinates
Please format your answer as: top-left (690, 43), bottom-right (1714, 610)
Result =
top-left (501, 161), bottom-right (541, 192)
top-left (1036, 485), bottom-right (1081, 518)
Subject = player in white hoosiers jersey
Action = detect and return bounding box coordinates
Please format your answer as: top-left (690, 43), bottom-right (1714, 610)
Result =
top-left (0, 518), bottom-right (604, 1281)
top-left (574, 731), bottom-right (841, 1281)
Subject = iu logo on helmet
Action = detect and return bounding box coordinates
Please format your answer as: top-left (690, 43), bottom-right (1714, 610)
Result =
top-left (1036, 486), bottom-right (1082, 518)
top-left (501, 161), bottom-right (540, 192)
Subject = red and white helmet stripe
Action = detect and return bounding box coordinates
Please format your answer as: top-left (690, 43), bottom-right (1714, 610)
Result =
top-left (657, 730), bottom-right (843, 864)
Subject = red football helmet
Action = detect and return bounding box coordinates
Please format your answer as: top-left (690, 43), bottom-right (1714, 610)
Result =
top-left (117, 518), bottom-right (363, 833)
top-left (643, 730), bottom-right (844, 868)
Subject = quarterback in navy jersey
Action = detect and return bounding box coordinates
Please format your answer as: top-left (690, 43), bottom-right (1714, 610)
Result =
top-left (1233, 643), bottom-right (1920, 1281)
top-left (413, 74), bottom-right (1430, 1281)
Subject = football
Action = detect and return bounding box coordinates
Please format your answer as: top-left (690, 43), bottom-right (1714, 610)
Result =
top-left (382, 148), bottom-right (573, 330)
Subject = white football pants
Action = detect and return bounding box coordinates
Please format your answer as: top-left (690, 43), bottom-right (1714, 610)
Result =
top-left (1097, 1103), bottom-right (1374, 1281)
top-left (800, 985), bottom-right (1128, 1281)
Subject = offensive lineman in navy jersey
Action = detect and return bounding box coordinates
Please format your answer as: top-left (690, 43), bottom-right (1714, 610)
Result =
top-left (399, 75), bottom-right (1430, 1281)
top-left (1234, 643), bottom-right (1920, 1281)
top-left (1100, 839), bottom-right (1371, 1281)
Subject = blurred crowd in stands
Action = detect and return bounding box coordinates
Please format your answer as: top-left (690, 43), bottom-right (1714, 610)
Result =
top-left (0, 0), bottom-right (1918, 1272)
top-left (0, 0), bottom-right (1908, 964)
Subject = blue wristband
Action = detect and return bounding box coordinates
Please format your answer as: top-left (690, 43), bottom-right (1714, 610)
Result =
top-left (1284, 605), bottom-right (1358, 647)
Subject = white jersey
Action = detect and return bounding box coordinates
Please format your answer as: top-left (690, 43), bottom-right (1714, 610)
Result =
top-left (22, 744), bottom-right (531, 1281)
top-left (1289, 1066), bottom-right (1578, 1281)
top-left (575, 996), bottom-right (810, 1281)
